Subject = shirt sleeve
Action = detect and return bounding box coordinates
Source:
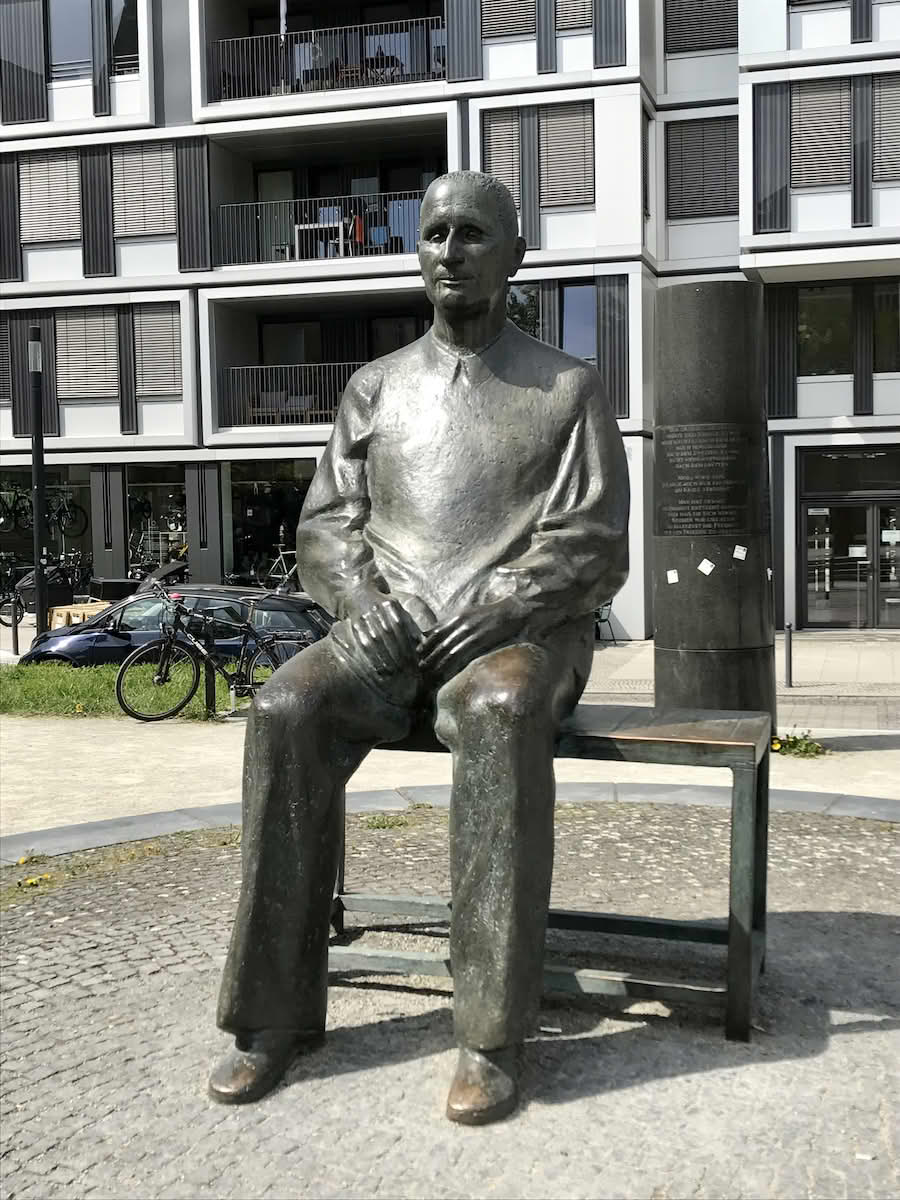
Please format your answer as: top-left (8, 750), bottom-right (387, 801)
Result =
top-left (475, 368), bottom-right (630, 634)
top-left (296, 369), bottom-right (389, 621)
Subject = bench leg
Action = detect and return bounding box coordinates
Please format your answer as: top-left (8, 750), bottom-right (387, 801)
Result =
top-left (726, 763), bottom-right (757, 1041)
top-left (753, 748), bottom-right (770, 974)
top-left (330, 787), bottom-right (346, 936)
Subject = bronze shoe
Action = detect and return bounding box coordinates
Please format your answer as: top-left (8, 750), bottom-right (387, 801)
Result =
top-left (208, 1030), bottom-right (323, 1105)
top-left (445, 1045), bottom-right (520, 1125)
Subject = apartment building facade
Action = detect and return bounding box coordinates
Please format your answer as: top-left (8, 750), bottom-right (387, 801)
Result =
top-left (1, 0), bottom-right (898, 634)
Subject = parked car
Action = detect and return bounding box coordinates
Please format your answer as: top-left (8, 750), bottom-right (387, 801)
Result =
top-left (19, 585), bottom-right (333, 667)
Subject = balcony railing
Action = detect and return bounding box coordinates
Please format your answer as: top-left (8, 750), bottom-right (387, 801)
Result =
top-left (219, 363), bottom-right (365, 427)
top-left (207, 18), bottom-right (446, 102)
top-left (215, 190), bottom-right (423, 266)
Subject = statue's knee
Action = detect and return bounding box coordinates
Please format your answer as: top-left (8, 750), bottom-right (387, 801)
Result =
top-left (250, 676), bottom-right (314, 730)
top-left (457, 671), bottom-right (548, 728)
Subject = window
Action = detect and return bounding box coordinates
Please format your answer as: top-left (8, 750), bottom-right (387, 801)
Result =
top-left (0, 316), bottom-right (9, 402)
top-left (482, 0), bottom-right (536, 38)
top-left (18, 152), bottom-right (82, 243)
top-left (55, 308), bottom-right (119, 399)
top-left (115, 597), bottom-right (167, 633)
top-left (111, 143), bottom-right (177, 238)
top-left (556, 0), bottom-right (592, 30)
top-left (642, 109), bottom-right (651, 219)
top-left (873, 73), bottom-right (900, 184)
top-left (664, 0), bottom-right (738, 54)
top-left (791, 78), bottom-right (851, 188)
top-left (538, 102), bottom-right (595, 207)
top-left (133, 304), bottom-right (182, 396)
top-left (666, 116), bottom-right (738, 219)
top-left (797, 286), bottom-right (853, 376)
top-left (507, 284), bottom-right (540, 338)
top-left (48, 0), bottom-right (92, 80)
top-left (561, 283), bottom-right (597, 365)
top-left (482, 109), bottom-right (521, 207)
top-left (110, 0), bottom-right (140, 74)
top-left (874, 281), bottom-right (900, 375)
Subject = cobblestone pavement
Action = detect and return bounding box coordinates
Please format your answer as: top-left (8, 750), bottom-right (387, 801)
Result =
top-left (1, 802), bottom-right (898, 1200)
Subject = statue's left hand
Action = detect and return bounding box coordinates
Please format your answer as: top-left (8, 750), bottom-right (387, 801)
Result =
top-left (417, 599), bottom-right (527, 683)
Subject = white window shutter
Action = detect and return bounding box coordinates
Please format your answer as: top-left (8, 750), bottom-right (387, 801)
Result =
top-left (133, 303), bottom-right (182, 396)
top-left (791, 78), bottom-right (852, 188)
top-left (18, 152), bottom-right (82, 244)
top-left (482, 109), bottom-right (521, 208)
top-left (482, 0), bottom-right (536, 38)
top-left (111, 143), bottom-right (177, 238)
top-left (556, 0), bottom-right (592, 31)
top-left (873, 74), bottom-right (900, 184)
top-left (55, 308), bottom-right (119, 400)
top-left (538, 102), bottom-right (595, 207)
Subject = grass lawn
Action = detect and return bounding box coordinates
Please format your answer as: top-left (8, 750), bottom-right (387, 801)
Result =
top-left (0, 662), bottom-right (243, 719)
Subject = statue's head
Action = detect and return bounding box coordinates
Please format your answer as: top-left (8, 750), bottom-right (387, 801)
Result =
top-left (418, 171), bottom-right (527, 320)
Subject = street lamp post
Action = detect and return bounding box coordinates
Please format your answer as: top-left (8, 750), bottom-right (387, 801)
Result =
top-left (29, 326), bottom-right (49, 636)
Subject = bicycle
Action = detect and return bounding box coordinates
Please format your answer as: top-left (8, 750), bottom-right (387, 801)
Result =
top-left (0, 552), bottom-right (24, 626)
top-left (0, 487), bottom-right (31, 535)
top-left (259, 544), bottom-right (300, 593)
top-left (14, 490), bottom-right (89, 538)
top-left (114, 579), bottom-right (315, 721)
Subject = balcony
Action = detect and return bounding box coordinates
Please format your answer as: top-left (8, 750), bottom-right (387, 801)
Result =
top-left (219, 363), bottom-right (363, 427)
top-left (214, 190), bottom-right (422, 266)
top-left (207, 17), bottom-right (446, 103)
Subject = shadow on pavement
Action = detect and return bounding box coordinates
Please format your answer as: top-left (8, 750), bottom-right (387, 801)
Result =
top-left (817, 733), bottom-right (900, 752)
top-left (278, 910), bottom-right (899, 1108)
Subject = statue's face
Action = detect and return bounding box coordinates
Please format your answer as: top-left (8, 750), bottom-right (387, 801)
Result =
top-left (418, 179), bottom-right (525, 319)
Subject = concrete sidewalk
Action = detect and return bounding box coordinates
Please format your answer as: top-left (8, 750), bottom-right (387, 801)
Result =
top-left (1, 712), bottom-right (897, 859)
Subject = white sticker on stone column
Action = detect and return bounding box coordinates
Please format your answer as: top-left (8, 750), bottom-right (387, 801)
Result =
top-left (666, 569), bottom-right (679, 584)
top-left (698, 558), bottom-right (715, 575)
top-left (733, 545), bottom-right (747, 561)
top-left (767, 567), bottom-right (773, 580)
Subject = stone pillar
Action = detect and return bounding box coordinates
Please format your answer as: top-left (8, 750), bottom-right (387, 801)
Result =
top-left (654, 282), bottom-right (776, 723)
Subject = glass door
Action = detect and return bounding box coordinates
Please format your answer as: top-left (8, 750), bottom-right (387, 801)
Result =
top-left (878, 505), bottom-right (900, 629)
top-left (803, 504), bottom-right (872, 628)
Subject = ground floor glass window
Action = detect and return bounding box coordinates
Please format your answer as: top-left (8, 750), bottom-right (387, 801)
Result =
top-left (126, 464), bottom-right (187, 573)
top-left (224, 459), bottom-right (318, 587)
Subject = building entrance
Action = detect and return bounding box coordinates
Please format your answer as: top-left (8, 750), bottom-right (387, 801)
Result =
top-left (800, 448), bottom-right (900, 629)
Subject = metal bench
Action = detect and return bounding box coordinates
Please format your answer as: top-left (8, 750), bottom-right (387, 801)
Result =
top-left (328, 704), bottom-right (771, 1041)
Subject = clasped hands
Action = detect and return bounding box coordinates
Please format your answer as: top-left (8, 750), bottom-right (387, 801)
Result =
top-left (348, 591), bottom-right (527, 686)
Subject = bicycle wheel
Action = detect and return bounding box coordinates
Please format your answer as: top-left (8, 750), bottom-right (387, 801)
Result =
top-left (0, 594), bottom-right (24, 626)
top-left (249, 640), bottom-right (305, 691)
top-left (116, 640), bottom-right (201, 721)
top-left (0, 500), bottom-right (13, 534)
top-left (58, 503), bottom-right (88, 538)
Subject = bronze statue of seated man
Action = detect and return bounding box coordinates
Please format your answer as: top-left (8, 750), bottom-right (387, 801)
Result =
top-left (209, 170), bottom-right (630, 1125)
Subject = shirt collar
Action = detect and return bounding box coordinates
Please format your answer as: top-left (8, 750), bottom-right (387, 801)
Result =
top-left (424, 323), bottom-right (514, 385)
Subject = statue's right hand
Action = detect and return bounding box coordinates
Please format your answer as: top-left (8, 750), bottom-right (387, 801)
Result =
top-left (349, 598), bottom-right (420, 677)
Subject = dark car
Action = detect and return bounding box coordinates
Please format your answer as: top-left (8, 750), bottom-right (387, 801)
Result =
top-left (19, 585), bottom-right (333, 667)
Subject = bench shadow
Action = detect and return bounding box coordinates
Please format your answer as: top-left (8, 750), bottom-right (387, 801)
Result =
top-left (817, 733), bottom-right (900, 752)
top-left (281, 910), bottom-right (899, 1109)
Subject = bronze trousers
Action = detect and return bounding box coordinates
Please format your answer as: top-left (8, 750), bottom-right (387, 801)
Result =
top-left (216, 618), bottom-right (592, 1051)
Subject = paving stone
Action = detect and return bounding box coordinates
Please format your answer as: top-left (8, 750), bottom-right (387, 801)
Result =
top-left (0, 803), bottom-right (897, 1199)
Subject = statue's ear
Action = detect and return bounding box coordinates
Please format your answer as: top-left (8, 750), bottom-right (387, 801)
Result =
top-left (509, 236), bottom-right (527, 277)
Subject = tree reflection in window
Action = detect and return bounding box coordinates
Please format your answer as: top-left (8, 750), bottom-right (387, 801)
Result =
top-left (506, 284), bottom-right (540, 340)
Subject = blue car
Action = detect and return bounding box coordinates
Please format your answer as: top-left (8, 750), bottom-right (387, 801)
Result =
top-left (20, 585), bottom-right (333, 667)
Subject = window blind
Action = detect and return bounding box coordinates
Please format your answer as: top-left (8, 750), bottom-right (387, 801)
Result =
top-left (538, 102), bottom-right (595, 207)
top-left (18, 152), bottom-right (82, 244)
top-left (482, 0), bottom-right (536, 38)
top-left (0, 316), bottom-right (10, 402)
top-left (791, 78), bottom-right (851, 188)
top-left (133, 303), bottom-right (182, 396)
top-left (664, 0), bottom-right (738, 54)
top-left (55, 308), bottom-right (119, 399)
top-left (666, 116), bottom-right (738, 219)
top-left (873, 73), bottom-right (900, 184)
top-left (556, 0), bottom-right (592, 31)
top-left (111, 143), bottom-right (177, 238)
top-left (482, 109), bottom-right (521, 207)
